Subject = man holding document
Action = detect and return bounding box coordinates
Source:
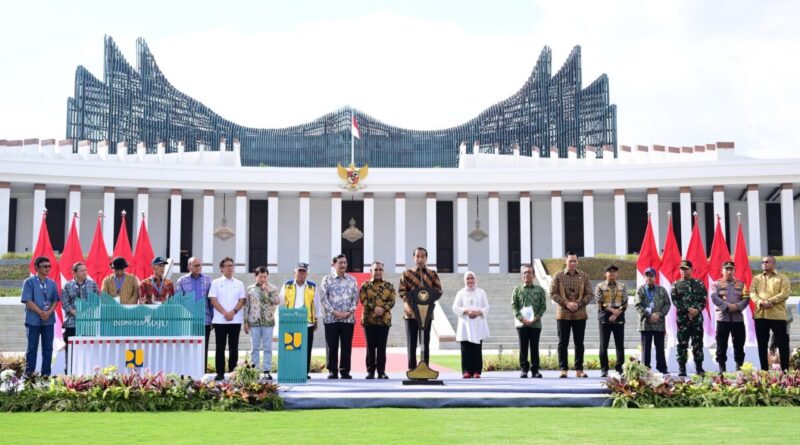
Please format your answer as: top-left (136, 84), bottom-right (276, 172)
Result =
top-left (512, 265), bottom-right (547, 378)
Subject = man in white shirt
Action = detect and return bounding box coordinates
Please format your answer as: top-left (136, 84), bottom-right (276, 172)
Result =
top-left (209, 256), bottom-right (246, 381)
top-left (279, 262), bottom-right (321, 378)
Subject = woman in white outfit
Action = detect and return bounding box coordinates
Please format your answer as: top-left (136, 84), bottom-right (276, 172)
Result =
top-left (452, 271), bottom-right (490, 378)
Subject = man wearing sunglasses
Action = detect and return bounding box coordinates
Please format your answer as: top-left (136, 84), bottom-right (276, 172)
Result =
top-left (21, 256), bottom-right (61, 377)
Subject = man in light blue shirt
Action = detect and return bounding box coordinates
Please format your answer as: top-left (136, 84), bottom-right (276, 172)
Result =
top-left (20, 256), bottom-right (61, 377)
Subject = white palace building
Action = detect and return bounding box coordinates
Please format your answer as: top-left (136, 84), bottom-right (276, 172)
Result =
top-left (1, 39), bottom-right (799, 274)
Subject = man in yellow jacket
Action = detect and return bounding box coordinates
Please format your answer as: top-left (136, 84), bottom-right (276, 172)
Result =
top-left (279, 262), bottom-right (321, 378)
top-left (750, 255), bottom-right (791, 371)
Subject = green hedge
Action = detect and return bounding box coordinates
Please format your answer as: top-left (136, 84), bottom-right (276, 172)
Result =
top-left (542, 258), bottom-right (637, 281)
top-left (0, 264), bottom-right (30, 280)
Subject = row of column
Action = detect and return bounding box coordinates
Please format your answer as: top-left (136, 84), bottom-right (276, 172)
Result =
top-left (0, 185), bottom-right (797, 270)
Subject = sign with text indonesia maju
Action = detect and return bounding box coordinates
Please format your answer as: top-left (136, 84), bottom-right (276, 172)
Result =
top-left (75, 293), bottom-right (205, 337)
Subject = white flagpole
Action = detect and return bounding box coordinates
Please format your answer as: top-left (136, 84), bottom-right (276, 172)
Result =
top-left (350, 109), bottom-right (355, 166)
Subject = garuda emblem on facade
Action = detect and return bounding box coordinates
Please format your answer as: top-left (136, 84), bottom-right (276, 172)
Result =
top-left (337, 163), bottom-right (369, 191)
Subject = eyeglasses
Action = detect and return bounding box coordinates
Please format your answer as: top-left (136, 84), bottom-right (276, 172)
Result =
top-left (373, 268), bottom-right (384, 271)
top-left (40, 265), bottom-right (51, 269)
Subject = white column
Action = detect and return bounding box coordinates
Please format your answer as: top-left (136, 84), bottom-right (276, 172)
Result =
top-left (103, 187), bottom-right (115, 255)
top-left (456, 192), bottom-right (468, 273)
top-left (32, 184), bottom-right (46, 248)
top-left (614, 189), bottom-right (627, 255)
top-left (202, 191), bottom-right (215, 273)
top-left (551, 191), bottom-right (564, 258)
top-left (68, 186), bottom-right (81, 233)
top-left (234, 191), bottom-right (247, 273)
top-left (680, 187), bottom-right (692, 255)
top-left (0, 183), bottom-right (9, 255)
top-left (394, 193), bottom-right (406, 273)
top-left (330, 192), bottom-right (342, 260)
top-left (746, 184), bottom-right (762, 257)
top-left (582, 190), bottom-right (595, 257)
top-left (363, 193), bottom-right (374, 272)
top-left (426, 193), bottom-right (438, 270)
top-left (267, 192), bottom-right (279, 273)
top-left (136, 188), bottom-right (149, 243)
top-left (169, 189), bottom-right (182, 275)
top-left (647, 188), bottom-right (660, 248)
top-left (519, 192), bottom-right (532, 266)
top-left (780, 183), bottom-right (796, 255)
top-left (298, 192), bottom-right (310, 264)
top-left (488, 192), bottom-right (500, 273)
top-left (713, 185), bottom-right (726, 237)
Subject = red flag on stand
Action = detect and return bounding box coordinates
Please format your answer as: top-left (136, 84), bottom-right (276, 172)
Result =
top-left (733, 216), bottom-right (756, 345)
top-left (708, 215), bottom-right (732, 282)
top-left (636, 213), bottom-right (661, 285)
top-left (132, 215), bottom-right (155, 280)
top-left (685, 213), bottom-right (713, 340)
top-left (660, 213), bottom-right (682, 346)
top-left (85, 212), bottom-right (111, 284)
top-left (59, 213), bottom-right (85, 282)
top-left (112, 210), bottom-right (135, 272)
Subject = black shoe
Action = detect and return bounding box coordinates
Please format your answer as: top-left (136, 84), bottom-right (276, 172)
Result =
top-left (657, 369), bottom-right (668, 375)
top-left (264, 372), bottom-right (273, 380)
top-left (340, 373), bottom-right (352, 380)
top-left (214, 375), bottom-right (224, 381)
top-left (531, 372), bottom-right (543, 378)
top-left (366, 373), bottom-right (375, 380)
top-left (736, 363), bottom-right (742, 371)
top-left (327, 373), bottom-right (339, 379)
top-left (678, 365), bottom-right (687, 377)
top-left (718, 363), bottom-right (727, 373)
top-left (520, 370), bottom-right (529, 378)
top-left (600, 370), bottom-right (608, 378)
top-left (307, 375), bottom-right (311, 379)
top-left (378, 373), bottom-right (389, 379)
top-left (695, 364), bottom-right (706, 376)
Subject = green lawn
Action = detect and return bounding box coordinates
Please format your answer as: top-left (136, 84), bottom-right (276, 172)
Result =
top-left (0, 408), bottom-right (794, 444)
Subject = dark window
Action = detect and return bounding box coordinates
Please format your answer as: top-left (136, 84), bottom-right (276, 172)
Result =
top-left (44, 198), bottom-right (66, 252)
top-left (766, 203), bottom-right (783, 256)
top-left (564, 202), bottom-right (584, 256)
top-left (341, 200), bottom-right (364, 272)
top-left (626, 202), bottom-right (647, 254)
top-left (507, 201), bottom-right (521, 272)
top-left (8, 198), bottom-right (17, 252)
top-left (436, 201), bottom-right (454, 273)
top-left (249, 200), bottom-right (269, 270)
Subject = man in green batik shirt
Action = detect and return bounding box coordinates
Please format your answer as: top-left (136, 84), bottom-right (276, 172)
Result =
top-left (671, 260), bottom-right (708, 376)
top-left (511, 265), bottom-right (547, 378)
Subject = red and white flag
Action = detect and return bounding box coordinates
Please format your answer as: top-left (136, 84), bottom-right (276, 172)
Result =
top-left (660, 214), bottom-right (682, 346)
top-left (59, 213), bottom-right (85, 283)
top-left (733, 218), bottom-right (757, 346)
top-left (707, 216), bottom-right (732, 344)
top-left (85, 213), bottom-right (111, 284)
top-left (351, 115), bottom-right (361, 140)
top-left (685, 213), bottom-right (713, 342)
top-left (636, 213), bottom-right (661, 285)
top-left (112, 211), bottom-right (135, 272)
top-left (132, 215), bottom-right (155, 280)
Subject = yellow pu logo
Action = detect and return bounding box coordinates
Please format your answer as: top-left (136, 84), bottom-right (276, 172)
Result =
top-left (125, 349), bottom-right (144, 368)
top-left (283, 332), bottom-right (303, 350)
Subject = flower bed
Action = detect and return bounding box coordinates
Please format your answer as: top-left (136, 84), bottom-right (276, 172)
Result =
top-left (608, 359), bottom-right (800, 408)
top-left (0, 364), bottom-right (283, 412)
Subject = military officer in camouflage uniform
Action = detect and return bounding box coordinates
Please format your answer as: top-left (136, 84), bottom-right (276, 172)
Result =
top-left (710, 261), bottom-right (749, 372)
top-left (671, 260), bottom-right (708, 376)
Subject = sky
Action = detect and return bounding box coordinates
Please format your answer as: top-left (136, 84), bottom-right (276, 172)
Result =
top-left (1, 0), bottom-right (798, 157)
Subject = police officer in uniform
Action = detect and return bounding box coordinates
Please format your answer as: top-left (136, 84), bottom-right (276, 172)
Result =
top-left (595, 264), bottom-right (627, 377)
top-left (710, 261), bottom-right (749, 372)
top-left (672, 260), bottom-right (708, 376)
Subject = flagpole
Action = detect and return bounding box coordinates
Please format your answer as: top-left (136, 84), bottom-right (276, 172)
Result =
top-left (350, 108), bottom-right (355, 166)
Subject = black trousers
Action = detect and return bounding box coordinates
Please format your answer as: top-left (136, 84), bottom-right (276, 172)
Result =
top-left (204, 324), bottom-right (213, 371)
top-left (716, 321), bottom-right (746, 366)
top-left (212, 323), bottom-right (241, 377)
top-left (641, 331), bottom-right (667, 373)
top-left (460, 341), bottom-right (483, 374)
top-left (324, 322), bottom-right (354, 375)
top-left (755, 319), bottom-right (789, 371)
top-left (364, 325), bottom-right (390, 374)
top-left (63, 326), bottom-right (76, 374)
top-left (517, 326), bottom-right (541, 372)
top-left (405, 318), bottom-right (432, 370)
top-left (599, 323), bottom-right (625, 373)
top-left (306, 325), bottom-right (315, 374)
top-left (557, 319), bottom-right (586, 371)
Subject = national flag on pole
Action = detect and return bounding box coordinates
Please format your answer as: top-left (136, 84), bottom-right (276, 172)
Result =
top-left (29, 210), bottom-right (64, 350)
top-left (59, 213), bottom-right (84, 282)
top-left (132, 214), bottom-right (155, 280)
top-left (707, 215), bottom-right (732, 345)
top-left (685, 213), bottom-right (713, 341)
top-left (733, 216), bottom-right (757, 346)
top-left (636, 213), bottom-right (661, 284)
top-left (351, 115), bottom-right (361, 139)
top-left (85, 212), bottom-right (111, 284)
top-left (660, 213), bottom-right (682, 347)
top-left (112, 210), bottom-right (135, 272)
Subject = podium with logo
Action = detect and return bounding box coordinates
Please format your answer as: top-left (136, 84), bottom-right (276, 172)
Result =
top-left (277, 307), bottom-right (308, 384)
top-left (67, 293), bottom-right (206, 377)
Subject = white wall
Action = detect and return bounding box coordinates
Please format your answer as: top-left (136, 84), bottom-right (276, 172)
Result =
top-left (594, 197), bottom-right (615, 255)
top-left (14, 196), bottom-right (33, 253)
top-left (146, 197), bottom-right (169, 257)
top-left (467, 196), bottom-right (489, 273)
top-left (405, 198), bottom-right (426, 266)
top-left (309, 197), bottom-right (332, 274)
top-left (79, 196), bottom-right (103, 255)
top-left (277, 197), bottom-right (299, 273)
top-left (374, 197), bottom-right (395, 268)
top-left (212, 196), bottom-right (236, 265)
top-left (499, 198), bottom-right (509, 272)
top-left (531, 197), bottom-right (551, 259)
